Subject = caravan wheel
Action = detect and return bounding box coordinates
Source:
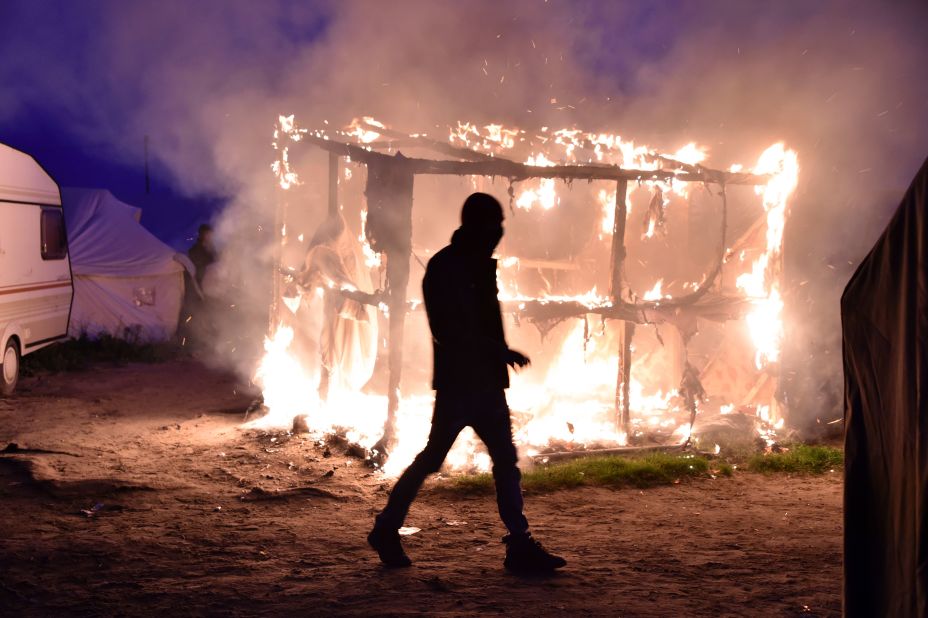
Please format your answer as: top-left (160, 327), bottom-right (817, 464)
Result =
top-left (1, 339), bottom-right (19, 396)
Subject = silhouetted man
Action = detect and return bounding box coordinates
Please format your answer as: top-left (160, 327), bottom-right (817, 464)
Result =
top-left (188, 223), bottom-right (216, 286)
top-left (180, 223), bottom-right (216, 343)
top-left (368, 192), bottom-right (566, 573)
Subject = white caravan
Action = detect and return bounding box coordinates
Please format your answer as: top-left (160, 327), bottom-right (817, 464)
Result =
top-left (0, 142), bottom-right (73, 395)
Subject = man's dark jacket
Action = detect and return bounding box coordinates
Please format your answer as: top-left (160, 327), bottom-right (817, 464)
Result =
top-left (423, 228), bottom-right (509, 391)
top-left (188, 241), bottom-right (215, 286)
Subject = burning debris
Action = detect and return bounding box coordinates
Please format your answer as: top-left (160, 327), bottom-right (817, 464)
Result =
top-left (252, 115), bottom-right (798, 475)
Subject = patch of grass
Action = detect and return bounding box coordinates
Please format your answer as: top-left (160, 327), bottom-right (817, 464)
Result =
top-left (21, 334), bottom-right (178, 374)
top-left (745, 444), bottom-right (843, 474)
top-left (444, 453), bottom-right (731, 494)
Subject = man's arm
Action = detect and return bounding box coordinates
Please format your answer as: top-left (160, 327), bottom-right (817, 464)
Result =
top-left (423, 264), bottom-right (529, 368)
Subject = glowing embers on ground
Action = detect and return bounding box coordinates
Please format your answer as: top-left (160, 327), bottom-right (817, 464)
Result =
top-left (251, 325), bottom-right (437, 477)
top-left (250, 324), bottom-right (500, 476)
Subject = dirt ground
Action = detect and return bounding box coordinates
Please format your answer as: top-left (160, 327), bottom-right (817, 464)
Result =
top-left (0, 359), bottom-right (842, 617)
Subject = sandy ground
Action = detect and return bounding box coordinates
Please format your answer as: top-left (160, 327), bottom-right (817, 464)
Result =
top-left (0, 359), bottom-right (842, 617)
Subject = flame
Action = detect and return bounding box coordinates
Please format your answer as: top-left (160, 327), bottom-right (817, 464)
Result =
top-left (514, 154), bottom-right (558, 211)
top-left (669, 142), bottom-right (707, 167)
top-left (484, 123), bottom-right (520, 149)
top-left (347, 116), bottom-right (385, 143)
top-left (260, 115), bottom-right (798, 474)
top-left (597, 188), bottom-right (616, 237)
top-left (253, 317), bottom-right (698, 475)
top-left (642, 279), bottom-right (665, 301)
top-left (271, 114), bottom-right (303, 190)
top-left (737, 143), bottom-right (799, 369)
top-left (358, 209), bottom-right (382, 269)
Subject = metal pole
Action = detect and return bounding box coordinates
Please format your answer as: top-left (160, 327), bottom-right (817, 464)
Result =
top-left (144, 135), bottom-right (150, 194)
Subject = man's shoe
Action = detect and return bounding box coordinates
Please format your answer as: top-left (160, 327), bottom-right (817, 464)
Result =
top-left (368, 526), bottom-right (412, 567)
top-left (503, 533), bottom-right (566, 573)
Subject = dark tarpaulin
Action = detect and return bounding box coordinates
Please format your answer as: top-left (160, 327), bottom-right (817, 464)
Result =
top-left (842, 157), bottom-right (928, 617)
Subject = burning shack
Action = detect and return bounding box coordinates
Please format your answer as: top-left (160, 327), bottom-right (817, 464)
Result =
top-left (255, 115), bottom-right (798, 475)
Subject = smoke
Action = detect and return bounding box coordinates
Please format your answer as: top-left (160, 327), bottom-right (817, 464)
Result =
top-left (2, 0), bottom-right (926, 431)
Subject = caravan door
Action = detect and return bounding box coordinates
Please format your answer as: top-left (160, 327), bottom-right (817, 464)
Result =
top-left (0, 143), bottom-right (73, 395)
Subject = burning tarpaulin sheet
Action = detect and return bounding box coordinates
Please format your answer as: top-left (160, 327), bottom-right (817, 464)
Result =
top-left (291, 212), bottom-right (378, 392)
top-left (842, 156), bottom-right (928, 617)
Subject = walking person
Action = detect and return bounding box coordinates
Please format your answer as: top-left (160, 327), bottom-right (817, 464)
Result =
top-left (188, 223), bottom-right (216, 286)
top-left (179, 223), bottom-right (217, 344)
top-left (368, 192), bottom-right (566, 573)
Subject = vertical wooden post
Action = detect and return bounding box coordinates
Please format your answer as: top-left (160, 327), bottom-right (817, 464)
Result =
top-left (620, 321), bottom-right (635, 438)
top-left (609, 179), bottom-right (633, 438)
top-left (363, 155), bottom-right (414, 459)
top-left (609, 179), bottom-right (629, 301)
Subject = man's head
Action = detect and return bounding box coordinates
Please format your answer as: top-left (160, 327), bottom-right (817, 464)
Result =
top-left (198, 223), bottom-right (214, 248)
top-left (459, 193), bottom-right (504, 256)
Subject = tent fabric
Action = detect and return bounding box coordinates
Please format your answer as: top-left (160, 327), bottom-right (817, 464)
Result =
top-left (63, 188), bottom-right (178, 277)
top-left (68, 273), bottom-right (184, 342)
top-left (841, 156), bottom-right (928, 617)
top-left (62, 188), bottom-right (186, 341)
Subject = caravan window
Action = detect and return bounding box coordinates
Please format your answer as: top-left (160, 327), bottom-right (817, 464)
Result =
top-left (40, 208), bottom-right (67, 260)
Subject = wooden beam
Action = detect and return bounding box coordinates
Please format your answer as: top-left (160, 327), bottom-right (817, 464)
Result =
top-left (357, 119), bottom-right (495, 162)
top-left (324, 284), bottom-right (747, 326)
top-left (299, 134), bottom-right (768, 186)
top-left (619, 320), bottom-right (636, 439)
top-left (362, 157), bottom-right (415, 460)
top-left (501, 256), bottom-right (581, 271)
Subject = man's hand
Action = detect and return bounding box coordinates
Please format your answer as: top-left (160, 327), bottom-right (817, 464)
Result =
top-left (505, 349), bottom-right (531, 369)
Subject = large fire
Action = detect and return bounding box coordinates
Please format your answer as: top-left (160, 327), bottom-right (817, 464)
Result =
top-left (257, 115), bottom-right (798, 475)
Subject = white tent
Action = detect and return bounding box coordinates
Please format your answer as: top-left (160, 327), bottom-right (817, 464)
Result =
top-left (62, 188), bottom-right (190, 342)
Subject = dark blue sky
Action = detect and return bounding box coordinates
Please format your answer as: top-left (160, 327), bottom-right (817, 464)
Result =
top-left (1, 105), bottom-right (224, 248)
